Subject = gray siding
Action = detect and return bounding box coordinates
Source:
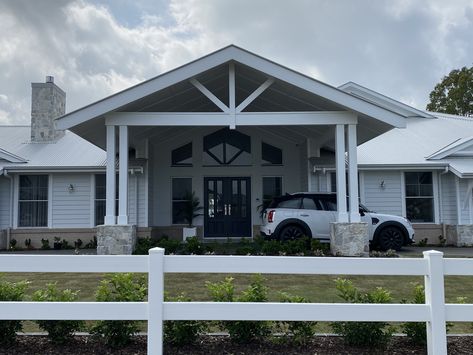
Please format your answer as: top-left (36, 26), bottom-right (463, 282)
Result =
top-left (0, 177), bottom-right (11, 228)
top-left (458, 178), bottom-right (472, 224)
top-left (310, 171), bottom-right (329, 192)
top-left (128, 172), bottom-right (147, 226)
top-left (52, 173), bottom-right (91, 228)
top-left (440, 172), bottom-right (457, 224)
top-left (362, 171), bottom-right (403, 216)
top-left (299, 141), bottom-right (308, 191)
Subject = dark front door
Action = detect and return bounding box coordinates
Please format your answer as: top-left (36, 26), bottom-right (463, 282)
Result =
top-left (204, 177), bottom-right (251, 238)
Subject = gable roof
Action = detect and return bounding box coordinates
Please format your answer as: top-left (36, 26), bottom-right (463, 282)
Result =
top-left (56, 45), bottom-right (407, 132)
top-left (0, 147), bottom-right (26, 163)
top-left (426, 135), bottom-right (473, 160)
top-left (0, 126), bottom-right (106, 174)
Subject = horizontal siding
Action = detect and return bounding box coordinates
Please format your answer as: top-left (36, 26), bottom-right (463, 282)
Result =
top-left (310, 172), bottom-right (329, 192)
top-left (52, 174), bottom-right (91, 228)
top-left (362, 171), bottom-right (403, 216)
top-left (440, 172), bottom-right (457, 224)
top-left (0, 177), bottom-right (11, 228)
top-left (127, 172), bottom-right (147, 227)
top-left (458, 178), bottom-right (472, 224)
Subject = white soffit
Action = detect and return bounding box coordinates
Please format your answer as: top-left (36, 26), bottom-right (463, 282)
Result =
top-left (56, 45), bottom-right (407, 130)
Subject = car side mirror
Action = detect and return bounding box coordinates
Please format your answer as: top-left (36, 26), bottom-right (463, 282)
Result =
top-left (359, 209), bottom-right (365, 217)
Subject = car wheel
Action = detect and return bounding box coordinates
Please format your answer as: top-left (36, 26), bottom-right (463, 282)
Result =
top-left (377, 226), bottom-right (404, 251)
top-left (279, 225), bottom-right (305, 241)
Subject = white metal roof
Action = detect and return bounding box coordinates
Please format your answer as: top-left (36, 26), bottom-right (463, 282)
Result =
top-left (0, 126), bottom-right (106, 173)
top-left (357, 113), bottom-right (473, 176)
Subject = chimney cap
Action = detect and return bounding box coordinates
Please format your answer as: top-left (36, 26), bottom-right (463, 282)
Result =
top-left (45, 76), bottom-right (54, 83)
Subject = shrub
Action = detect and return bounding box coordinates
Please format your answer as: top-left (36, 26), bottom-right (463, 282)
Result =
top-left (276, 292), bottom-right (316, 344)
top-left (235, 238), bottom-right (257, 255)
top-left (41, 238), bottom-right (50, 250)
top-left (183, 236), bottom-right (208, 255)
top-left (310, 239), bottom-right (330, 255)
top-left (261, 240), bottom-right (282, 255)
top-left (74, 238), bottom-right (83, 249)
top-left (8, 238), bottom-right (17, 250)
top-left (0, 277), bottom-right (29, 345)
top-left (24, 238), bottom-right (32, 249)
top-left (91, 273), bottom-right (147, 347)
top-left (164, 294), bottom-right (207, 345)
top-left (32, 283), bottom-right (84, 344)
top-left (207, 275), bottom-right (271, 343)
top-left (331, 278), bottom-right (394, 348)
top-left (401, 284), bottom-right (426, 345)
top-left (84, 236), bottom-right (97, 249)
top-left (282, 237), bottom-right (310, 255)
top-left (416, 238), bottom-right (428, 247)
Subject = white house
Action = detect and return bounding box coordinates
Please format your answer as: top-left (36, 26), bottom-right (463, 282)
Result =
top-left (0, 45), bottom-right (471, 251)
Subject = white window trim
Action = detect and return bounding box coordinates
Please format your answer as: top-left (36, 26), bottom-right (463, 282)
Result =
top-left (402, 170), bottom-right (439, 224)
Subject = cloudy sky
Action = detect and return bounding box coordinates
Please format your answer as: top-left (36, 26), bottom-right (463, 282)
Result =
top-left (0, 0), bottom-right (472, 124)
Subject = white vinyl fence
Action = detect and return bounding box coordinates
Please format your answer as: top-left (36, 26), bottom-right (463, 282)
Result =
top-left (1, 249), bottom-right (472, 355)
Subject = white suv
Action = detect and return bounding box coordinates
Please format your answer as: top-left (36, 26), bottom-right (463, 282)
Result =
top-left (260, 193), bottom-right (414, 251)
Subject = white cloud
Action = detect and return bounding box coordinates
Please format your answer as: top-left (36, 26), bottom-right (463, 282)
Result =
top-left (0, 0), bottom-right (472, 124)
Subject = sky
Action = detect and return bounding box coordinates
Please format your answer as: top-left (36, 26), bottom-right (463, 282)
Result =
top-left (0, 0), bottom-right (472, 125)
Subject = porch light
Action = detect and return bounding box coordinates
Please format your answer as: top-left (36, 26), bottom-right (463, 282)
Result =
top-left (68, 184), bottom-right (74, 192)
top-left (380, 180), bottom-right (386, 189)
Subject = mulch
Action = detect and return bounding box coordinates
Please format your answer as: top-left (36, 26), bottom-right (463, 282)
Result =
top-left (0, 335), bottom-right (472, 354)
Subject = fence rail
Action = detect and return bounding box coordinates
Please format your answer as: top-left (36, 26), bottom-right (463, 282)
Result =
top-left (0, 249), bottom-right (471, 355)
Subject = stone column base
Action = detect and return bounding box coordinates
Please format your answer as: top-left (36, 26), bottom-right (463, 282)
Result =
top-left (96, 225), bottom-right (137, 255)
top-left (330, 222), bottom-right (369, 257)
top-left (446, 224), bottom-right (473, 247)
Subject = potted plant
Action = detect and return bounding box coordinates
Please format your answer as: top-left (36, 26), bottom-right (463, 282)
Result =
top-left (182, 191), bottom-right (203, 241)
top-left (53, 237), bottom-right (62, 250)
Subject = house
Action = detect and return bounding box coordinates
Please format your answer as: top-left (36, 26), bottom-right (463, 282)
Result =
top-left (0, 45), bottom-right (471, 252)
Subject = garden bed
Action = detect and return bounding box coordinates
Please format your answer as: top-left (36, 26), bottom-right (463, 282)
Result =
top-left (2, 334), bottom-right (473, 354)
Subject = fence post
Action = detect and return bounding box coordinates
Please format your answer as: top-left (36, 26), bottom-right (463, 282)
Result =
top-left (423, 250), bottom-right (447, 355)
top-left (148, 247), bottom-right (165, 355)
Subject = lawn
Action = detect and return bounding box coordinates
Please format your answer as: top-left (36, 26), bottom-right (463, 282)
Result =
top-left (2, 271), bottom-right (473, 333)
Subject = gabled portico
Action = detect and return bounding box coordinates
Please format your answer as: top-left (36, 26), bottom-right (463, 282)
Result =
top-left (56, 45), bottom-right (407, 255)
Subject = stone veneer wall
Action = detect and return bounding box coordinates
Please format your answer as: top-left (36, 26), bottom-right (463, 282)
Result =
top-left (31, 80), bottom-right (65, 142)
top-left (446, 224), bottom-right (473, 246)
top-left (330, 222), bottom-right (369, 257)
top-left (97, 225), bottom-right (137, 255)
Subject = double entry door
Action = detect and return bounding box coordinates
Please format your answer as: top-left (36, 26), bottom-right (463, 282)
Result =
top-left (204, 177), bottom-right (251, 238)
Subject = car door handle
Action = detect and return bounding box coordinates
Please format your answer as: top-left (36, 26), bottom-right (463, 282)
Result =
top-left (300, 214), bottom-right (309, 217)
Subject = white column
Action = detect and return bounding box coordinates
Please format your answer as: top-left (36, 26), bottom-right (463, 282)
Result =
top-left (118, 125), bottom-right (129, 225)
top-left (348, 124), bottom-right (360, 222)
top-left (105, 125), bottom-right (116, 225)
top-left (335, 124), bottom-right (348, 222)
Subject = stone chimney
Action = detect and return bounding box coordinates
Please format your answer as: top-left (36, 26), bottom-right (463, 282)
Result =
top-left (31, 76), bottom-right (66, 142)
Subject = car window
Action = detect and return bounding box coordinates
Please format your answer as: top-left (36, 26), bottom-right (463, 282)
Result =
top-left (302, 197), bottom-right (318, 210)
top-left (320, 198), bottom-right (337, 211)
top-left (277, 198), bottom-right (302, 209)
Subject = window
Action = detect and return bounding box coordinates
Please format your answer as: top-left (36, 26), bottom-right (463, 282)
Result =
top-left (203, 128), bottom-right (251, 166)
top-left (405, 172), bottom-right (434, 222)
top-left (18, 175), bottom-right (48, 227)
top-left (262, 177), bottom-right (282, 210)
top-left (262, 142), bottom-right (282, 165)
top-left (302, 197), bottom-right (318, 210)
top-left (172, 142), bottom-right (192, 166)
top-left (172, 178), bottom-right (192, 224)
top-left (277, 198), bottom-right (302, 209)
top-left (94, 174), bottom-right (118, 226)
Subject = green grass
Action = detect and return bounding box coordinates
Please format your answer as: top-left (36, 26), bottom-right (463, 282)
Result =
top-left (2, 271), bottom-right (473, 333)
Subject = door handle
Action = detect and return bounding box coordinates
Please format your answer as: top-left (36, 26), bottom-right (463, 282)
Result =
top-left (224, 204), bottom-right (228, 216)
top-left (300, 214), bottom-right (309, 217)
top-left (228, 204), bottom-right (232, 216)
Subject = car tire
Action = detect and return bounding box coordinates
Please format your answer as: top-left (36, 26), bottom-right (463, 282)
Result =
top-left (279, 224), bottom-right (306, 241)
top-left (377, 226), bottom-right (404, 251)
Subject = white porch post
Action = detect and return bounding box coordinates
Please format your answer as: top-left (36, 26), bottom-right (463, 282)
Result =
top-left (105, 125), bottom-right (116, 225)
top-left (335, 124), bottom-right (348, 222)
top-left (118, 125), bottom-right (129, 225)
top-left (348, 124), bottom-right (360, 222)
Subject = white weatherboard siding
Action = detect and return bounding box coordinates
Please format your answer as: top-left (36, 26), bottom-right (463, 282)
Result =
top-left (150, 127), bottom-right (302, 229)
top-left (440, 172), bottom-right (458, 224)
top-left (362, 171), bottom-right (403, 216)
top-left (458, 178), bottom-right (473, 224)
top-left (52, 173), bottom-right (92, 228)
top-left (299, 140), bottom-right (308, 192)
top-left (128, 172), bottom-right (147, 227)
top-left (310, 171), bottom-right (330, 192)
top-left (0, 177), bottom-right (11, 228)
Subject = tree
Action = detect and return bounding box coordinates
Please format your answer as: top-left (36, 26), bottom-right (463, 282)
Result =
top-left (426, 66), bottom-right (473, 117)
